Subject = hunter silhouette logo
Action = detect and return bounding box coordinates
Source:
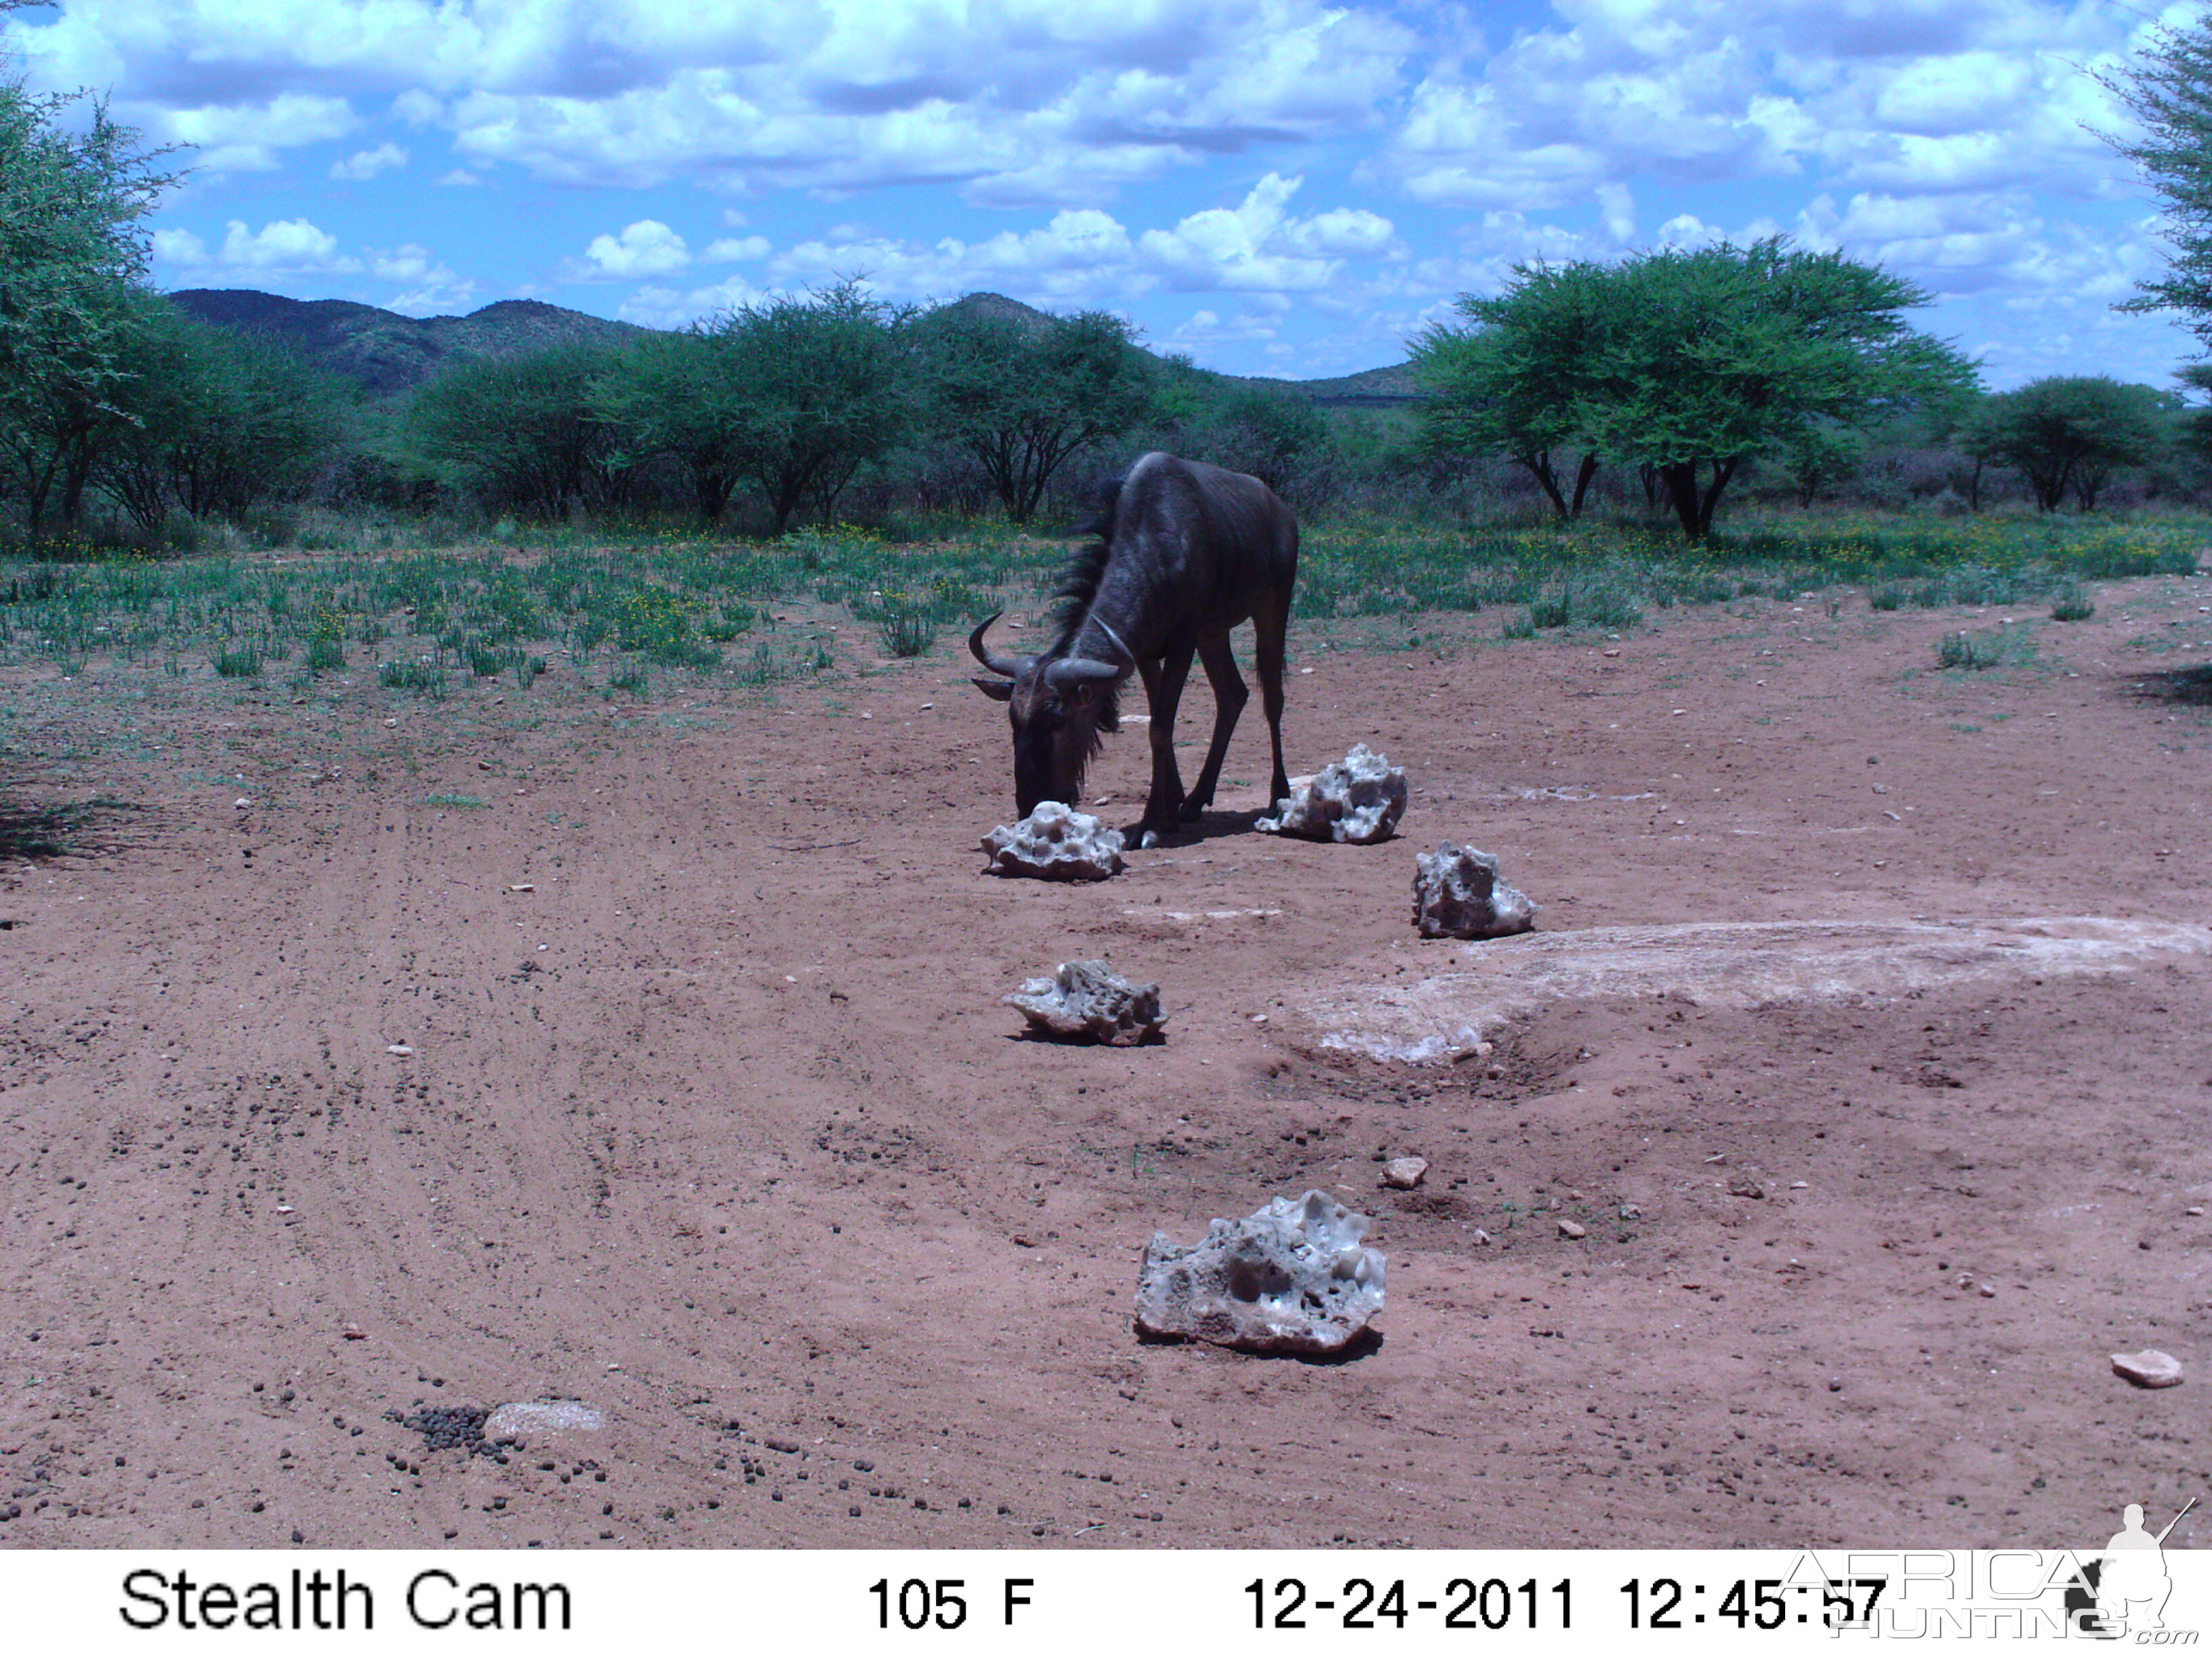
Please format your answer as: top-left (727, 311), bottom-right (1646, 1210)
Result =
top-left (2064, 1498), bottom-right (2196, 1637)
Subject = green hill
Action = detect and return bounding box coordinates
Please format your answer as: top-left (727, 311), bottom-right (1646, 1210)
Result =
top-left (167, 290), bottom-right (648, 398)
top-left (168, 287), bottom-right (1416, 405)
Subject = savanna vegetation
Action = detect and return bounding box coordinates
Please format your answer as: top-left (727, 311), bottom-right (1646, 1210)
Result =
top-left (5, 46), bottom-right (2212, 710)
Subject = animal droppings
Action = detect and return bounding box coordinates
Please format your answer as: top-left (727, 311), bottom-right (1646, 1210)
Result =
top-left (2111, 1349), bottom-right (2185, 1389)
top-left (394, 1404), bottom-right (495, 1455)
top-left (1134, 1190), bottom-right (1386, 1355)
top-left (1256, 744), bottom-right (1407, 844)
top-left (1006, 959), bottom-right (1164, 1045)
top-left (1412, 844), bottom-right (1537, 939)
top-left (981, 801), bottom-right (1126, 881)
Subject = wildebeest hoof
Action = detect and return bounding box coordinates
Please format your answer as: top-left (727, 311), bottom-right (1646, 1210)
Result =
top-left (1139, 829), bottom-right (1160, 850)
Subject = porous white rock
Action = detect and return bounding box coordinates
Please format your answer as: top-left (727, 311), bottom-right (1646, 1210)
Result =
top-left (1413, 844), bottom-right (1536, 939)
top-left (1256, 744), bottom-right (1407, 844)
top-left (981, 800), bottom-right (1125, 880)
top-left (1006, 959), bottom-right (1164, 1044)
top-left (1134, 1190), bottom-right (1387, 1355)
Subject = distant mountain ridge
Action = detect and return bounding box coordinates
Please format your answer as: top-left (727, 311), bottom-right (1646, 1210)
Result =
top-left (167, 287), bottom-right (1416, 405)
top-left (945, 291), bottom-right (1416, 405)
top-left (168, 289), bottom-right (649, 398)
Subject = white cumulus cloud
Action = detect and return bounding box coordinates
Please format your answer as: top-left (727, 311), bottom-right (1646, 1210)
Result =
top-left (1138, 173), bottom-right (1398, 291)
top-left (1370, 0), bottom-right (2151, 209)
top-left (151, 93), bottom-right (359, 175)
top-left (701, 236), bottom-right (770, 264)
top-left (152, 217), bottom-right (365, 283)
top-left (5, 0), bottom-right (1412, 206)
top-left (573, 220), bottom-right (693, 279)
top-left (331, 141), bottom-right (407, 181)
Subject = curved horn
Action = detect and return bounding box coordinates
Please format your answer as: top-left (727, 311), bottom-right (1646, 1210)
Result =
top-left (968, 612), bottom-right (1025, 678)
top-left (1046, 655), bottom-right (1121, 690)
top-left (1091, 615), bottom-right (1136, 670)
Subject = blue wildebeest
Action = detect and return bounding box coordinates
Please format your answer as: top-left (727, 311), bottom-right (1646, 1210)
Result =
top-left (968, 451), bottom-right (1298, 842)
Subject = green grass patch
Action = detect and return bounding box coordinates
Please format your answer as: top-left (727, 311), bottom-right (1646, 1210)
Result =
top-left (379, 660), bottom-right (447, 695)
top-left (1936, 629), bottom-right (2030, 671)
top-left (418, 792), bottom-right (487, 810)
top-left (1, 511), bottom-right (2200, 705)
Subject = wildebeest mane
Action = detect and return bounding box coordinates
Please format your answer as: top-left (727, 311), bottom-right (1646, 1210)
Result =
top-left (1045, 471), bottom-right (1126, 735)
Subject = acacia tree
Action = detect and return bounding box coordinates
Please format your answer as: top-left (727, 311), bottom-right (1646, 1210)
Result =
top-left (590, 329), bottom-right (749, 525)
top-left (707, 281), bottom-right (908, 533)
top-left (405, 344), bottom-right (623, 518)
top-left (1419, 240), bottom-right (1975, 538)
top-left (1410, 262), bottom-right (1609, 520)
top-left (0, 73), bottom-right (181, 534)
top-left (2102, 20), bottom-right (2212, 348)
top-left (94, 304), bottom-right (349, 531)
top-left (1964, 376), bottom-right (2170, 511)
top-left (916, 302), bottom-right (1154, 524)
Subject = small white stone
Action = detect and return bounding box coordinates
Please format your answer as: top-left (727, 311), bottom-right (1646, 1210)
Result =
top-left (485, 1400), bottom-right (605, 1441)
top-left (233, 798), bottom-right (251, 808)
top-left (386, 1043), bottom-right (413, 1057)
top-left (1557, 1218), bottom-right (1586, 1240)
top-left (510, 882), bottom-right (535, 893)
top-left (2112, 1349), bottom-right (2185, 1389)
top-left (1381, 1157), bottom-right (1428, 1190)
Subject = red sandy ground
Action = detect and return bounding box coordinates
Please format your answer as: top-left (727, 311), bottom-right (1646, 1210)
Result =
top-left (3, 564), bottom-right (2211, 1551)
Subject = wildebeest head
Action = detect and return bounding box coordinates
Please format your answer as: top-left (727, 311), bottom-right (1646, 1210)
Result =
top-left (969, 613), bottom-right (1124, 817)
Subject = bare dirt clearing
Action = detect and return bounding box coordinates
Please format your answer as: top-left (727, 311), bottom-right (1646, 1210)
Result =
top-left (4, 568), bottom-right (2211, 1549)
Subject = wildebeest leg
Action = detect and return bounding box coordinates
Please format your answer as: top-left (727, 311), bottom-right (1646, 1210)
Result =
top-left (1252, 594), bottom-right (1291, 808)
top-left (1138, 641), bottom-right (1195, 837)
top-left (1182, 630), bottom-right (1248, 819)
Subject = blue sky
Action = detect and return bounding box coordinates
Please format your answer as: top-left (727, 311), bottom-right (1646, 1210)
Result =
top-left (4, 0), bottom-right (2203, 387)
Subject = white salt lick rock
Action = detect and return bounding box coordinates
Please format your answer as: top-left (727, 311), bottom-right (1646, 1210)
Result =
top-left (1413, 843), bottom-right (1536, 939)
top-left (1006, 960), bottom-right (1164, 1044)
top-left (1135, 1191), bottom-right (1387, 1355)
top-left (981, 800), bottom-right (1126, 880)
top-left (1256, 744), bottom-right (1407, 844)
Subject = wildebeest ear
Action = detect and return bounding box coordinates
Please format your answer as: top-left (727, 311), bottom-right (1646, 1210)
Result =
top-left (971, 676), bottom-right (1014, 701)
